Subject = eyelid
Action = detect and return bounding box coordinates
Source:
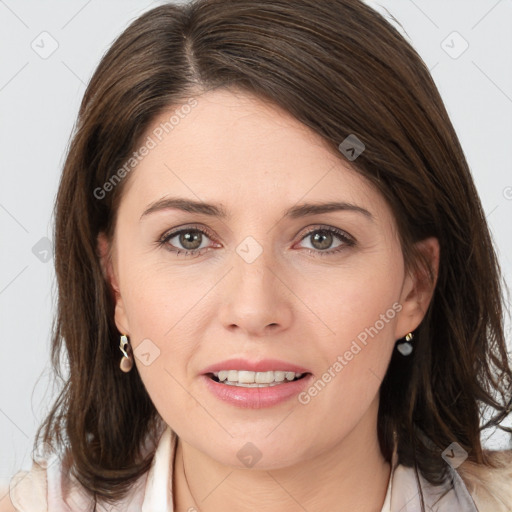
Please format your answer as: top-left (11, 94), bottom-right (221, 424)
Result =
top-left (159, 223), bottom-right (355, 243)
top-left (296, 224), bottom-right (356, 244)
top-left (159, 223), bottom-right (215, 240)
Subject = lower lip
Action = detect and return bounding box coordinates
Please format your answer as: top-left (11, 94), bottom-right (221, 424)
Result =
top-left (202, 374), bottom-right (313, 409)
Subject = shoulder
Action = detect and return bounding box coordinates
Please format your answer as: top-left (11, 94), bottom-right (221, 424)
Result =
top-left (457, 449), bottom-right (512, 512)
top-left (1, 454), bottom-right (94, 512)
top-left (0, 487), bottom-right (17, 512)
top-left (0, 461), bottom-right (47, 512)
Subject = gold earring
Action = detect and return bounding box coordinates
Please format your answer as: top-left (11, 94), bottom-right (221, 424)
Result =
top-left (396, 332), bottom-right (414, 356)
top-left (119, 334), bottom-right (133, 372)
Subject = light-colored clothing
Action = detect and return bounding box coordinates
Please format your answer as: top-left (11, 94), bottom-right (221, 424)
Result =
top-left (4, 425), bottom-right (512, 511)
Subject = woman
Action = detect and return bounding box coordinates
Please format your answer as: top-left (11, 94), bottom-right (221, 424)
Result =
top-left (2, 0), bottom-right (511, 511)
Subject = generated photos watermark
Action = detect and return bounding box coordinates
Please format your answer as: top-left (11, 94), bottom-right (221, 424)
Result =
top-left (93, 97), bottom-right (198, 200)
top-left (298, 302), bottom-right (403, 405)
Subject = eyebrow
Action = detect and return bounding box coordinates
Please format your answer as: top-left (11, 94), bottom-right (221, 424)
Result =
top-left (140, 197), bottom-right (373, 221)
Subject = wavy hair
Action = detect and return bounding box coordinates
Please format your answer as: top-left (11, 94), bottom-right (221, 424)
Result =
top-left (35, 0), bottom-right (512, 509)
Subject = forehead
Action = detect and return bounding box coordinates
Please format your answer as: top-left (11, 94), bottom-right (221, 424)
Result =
top-left (119, 88), bottom-right (387, 221)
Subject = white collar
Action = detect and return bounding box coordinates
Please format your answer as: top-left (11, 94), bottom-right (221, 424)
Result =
top-left (141, 426), bottom-right (478, 512)
top-left (141, 425), bottom-right (175, 511)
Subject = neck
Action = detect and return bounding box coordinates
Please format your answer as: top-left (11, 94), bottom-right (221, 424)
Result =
top-left (172, 398), bottom-right (391, 512)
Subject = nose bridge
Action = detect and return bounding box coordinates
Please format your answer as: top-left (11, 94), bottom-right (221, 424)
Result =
top-left (217, 233), bottom-right (292, 334)
top-left (235, 234), bottom-right (267, 269)
top-left (232, 233), bottom-right (277, 297)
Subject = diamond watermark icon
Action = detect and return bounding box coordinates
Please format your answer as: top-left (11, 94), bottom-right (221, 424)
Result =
top-left (134, 338), bottom-right (161, 366)
top-left (338, 134), bottom-right (365, 161)
top-left (441, 31), bottom-right (469, 60)
top-left (236, 236), bottom-right (263, 264)
top-left (442, 442), bottom-right (468, 469)
top-left (237, 442), bottom-right (262, 468)
top-left (31, 31), bottom-right (59, 59)
top-left (32, 236), bottom-right (53, 263)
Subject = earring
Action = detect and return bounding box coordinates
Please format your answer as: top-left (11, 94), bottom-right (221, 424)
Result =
top-left (396, 332), bottom-right (414, 356)
top-left (119, 334), bottom-right (133, 372)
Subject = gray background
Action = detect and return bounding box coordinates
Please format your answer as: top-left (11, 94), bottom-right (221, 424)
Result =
top-left (1, 0), bottom-right (511, 488)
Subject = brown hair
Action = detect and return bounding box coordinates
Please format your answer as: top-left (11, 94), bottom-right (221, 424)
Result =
top-left (36, 0), bottom-right (512, 509)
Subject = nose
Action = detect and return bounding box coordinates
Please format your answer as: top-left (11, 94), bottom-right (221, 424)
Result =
top-left (217, 243), bottom-right (293, 338)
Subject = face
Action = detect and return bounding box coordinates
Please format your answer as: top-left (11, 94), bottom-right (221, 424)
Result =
top-left (100, 88), bottom-right (437, 469)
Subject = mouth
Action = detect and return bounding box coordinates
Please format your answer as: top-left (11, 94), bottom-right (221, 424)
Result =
top-left (206, 370), bottom-right (310, 387)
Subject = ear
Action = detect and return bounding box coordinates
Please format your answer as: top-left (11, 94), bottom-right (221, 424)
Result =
top-left (394, 237), bottom-right (440, 339)
top-left (97, 232), bottom-right (130, 335)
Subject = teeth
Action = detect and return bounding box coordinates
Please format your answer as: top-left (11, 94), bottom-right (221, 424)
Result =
top-left (213, 370), bottom-right (304, 386)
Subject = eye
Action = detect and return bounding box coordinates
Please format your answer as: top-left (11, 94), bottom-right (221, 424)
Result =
top-left (296, 226), bottom-right (355, 256)
top-left (157, 224), bottom-right (356, 258)
top-left (158, 225), bottom-right (218, 257)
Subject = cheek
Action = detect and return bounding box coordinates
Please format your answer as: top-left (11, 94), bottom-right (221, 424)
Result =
top-left (120, 253), bottom-right (199, 334)
top-left (293, 253), bottom-right (401, 413)
top-left (118, 257), bottom-right (213, 406)
top-left (294, 250), bottom-right (403, 345)
top-left (122, 281), bottom-right (196, 423)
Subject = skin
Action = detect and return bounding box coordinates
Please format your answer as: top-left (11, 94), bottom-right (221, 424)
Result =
top-left (98, 87), bottom-right (439, 512)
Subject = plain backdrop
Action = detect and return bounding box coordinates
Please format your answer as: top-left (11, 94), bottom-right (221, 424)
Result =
top-left (1, 0), bottom-right (511, 489)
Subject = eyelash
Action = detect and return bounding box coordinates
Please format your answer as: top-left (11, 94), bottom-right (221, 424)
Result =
top-left (157, 224), bottom-right (356, 258)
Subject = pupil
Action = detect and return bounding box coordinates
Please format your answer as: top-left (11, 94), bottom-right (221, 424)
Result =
top-left (180, 231), bottom-right (202, 250)
top-left (312, 231), bottom-right (332, 250)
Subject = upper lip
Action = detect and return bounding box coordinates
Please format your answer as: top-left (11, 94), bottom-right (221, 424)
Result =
top-left (201, 358), bottom-right (310, 375)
